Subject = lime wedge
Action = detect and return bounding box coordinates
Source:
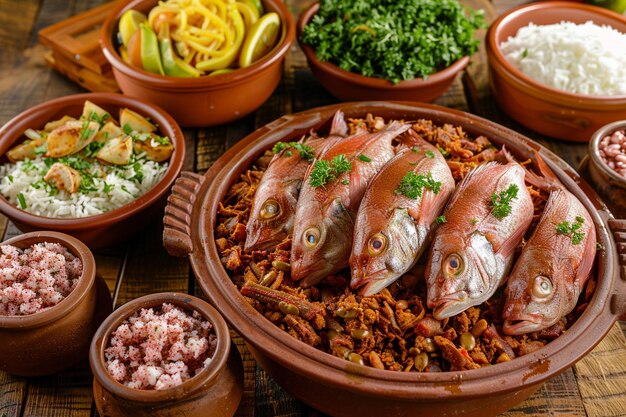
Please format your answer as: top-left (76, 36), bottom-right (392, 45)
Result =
top-left (140, 23), bottom-right (164, 75)
top-left (239, 12), bottom-right (280, 68)
top-left (118, 9), bottom-right (147, 47)
top-left (158, 25), bottom-right (201, 77)
top-left (238, 0), bottom-right (264, 15)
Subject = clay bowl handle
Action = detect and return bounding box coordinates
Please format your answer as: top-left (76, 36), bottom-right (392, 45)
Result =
top-left (609, 218), bottom-right (626, 321)
top-left (163, 171), bottom-right (205, 257)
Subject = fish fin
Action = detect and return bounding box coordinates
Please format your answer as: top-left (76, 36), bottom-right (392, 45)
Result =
top-left (495, 145), bottom-right (516, 164)
top-left (329, 110), bottom-right (348, 137)
top-left (446, 161), bottom-right (500, 209)
top-left (524, 152), bottom-right (565, 192)
top-left (497, 218), bottom-right (527, 259)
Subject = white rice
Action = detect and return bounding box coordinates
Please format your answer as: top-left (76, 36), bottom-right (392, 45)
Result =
top-left (500, 21), bottom-right (626, 96)
top-left (0, 155), bottom-right (168, 218)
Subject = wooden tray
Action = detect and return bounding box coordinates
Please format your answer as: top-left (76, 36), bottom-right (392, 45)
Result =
top-left (38, 0), bottom-right (122, 93)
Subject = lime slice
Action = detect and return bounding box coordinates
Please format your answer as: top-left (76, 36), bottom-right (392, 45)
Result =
top-left (236, 1), bottom-right (259, 30)
top-left (238, 0), bottom-right (264, 15)
top-left (158, 25), bottom-right (201, 77)
top-left (140, 23), bottom-right (164, 75)
top-left (239, 12), bottom-right (280, 68)
top-left (118, 9), bottom-right (147, 47)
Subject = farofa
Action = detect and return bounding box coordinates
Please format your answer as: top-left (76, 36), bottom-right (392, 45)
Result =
top-left (215, 116), bottom-right (595, 372)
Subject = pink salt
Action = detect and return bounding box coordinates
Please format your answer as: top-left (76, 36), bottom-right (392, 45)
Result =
top-left (0, 242), bottom-right (82, 316)
top-left (104, 303), bottom-right (216, 390)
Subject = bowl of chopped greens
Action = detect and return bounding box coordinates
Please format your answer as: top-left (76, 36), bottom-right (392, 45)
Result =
top-left (297, 0), bottom-right (485, 102)
top-left (0, 93), bottom-right (185, 249)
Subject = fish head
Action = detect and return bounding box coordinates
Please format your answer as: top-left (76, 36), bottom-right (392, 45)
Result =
top-left (350, 208), bottom-right (425, 296)
top-left (291, 198), bottom-right (354, 287)
top-left (502, 246), bottom-right (573, 335)
top-left (427, 232), bottom-right (500, 319)
top-left (245, 177), bottom-right (300, 252)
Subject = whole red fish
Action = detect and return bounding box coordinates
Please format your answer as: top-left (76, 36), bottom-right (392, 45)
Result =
top-left (290, 121), bottom-right (411, 287)
top-left (350, 139), bottom-right (455, 296)
top-left (502, 169), bottom-right (596, 335)
top-left (425, 161), bottom-right (534, 320)
top-left (244, 111), bottom-right (348, 252)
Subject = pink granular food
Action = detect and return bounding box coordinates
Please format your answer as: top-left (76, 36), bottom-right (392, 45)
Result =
top-left (0, 242), bottom-right (82, 316)
top-left (105, 303), bottom-right (217, 390)
top-left (599, 128), bottom-right (626, 178)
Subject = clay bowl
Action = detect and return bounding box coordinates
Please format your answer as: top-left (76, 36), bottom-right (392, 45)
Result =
top-left (297, 2), bottom-right (471, 102)
top-left (0, 92), bottom-right (185, 249)
top-left (0, 231), bottom-right (111, 376)
top-left (89, 292), bottom-right (243, 417)
top-left (486, 1), bottom-right (626, 142)
top-left (101, 0), bottom-right (295, 128)
top-left (163, 101), bottom-right (626, 417)
top-left (579, 120), bottom-right (626, 218)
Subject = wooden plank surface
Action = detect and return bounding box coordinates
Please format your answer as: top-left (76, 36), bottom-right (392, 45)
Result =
top-left (0, 0), bottom-right (625, 416)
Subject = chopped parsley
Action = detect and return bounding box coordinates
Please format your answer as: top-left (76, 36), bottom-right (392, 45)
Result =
top-left (17, 193), bottom-right (26, 209)
top-left (490, 184), bottom-right (519, 220)
top-left (7, 175), bottom-right (13, 183)
top-left (300, 0), bottom-right (485, 83)
top-left (34, 143), bottom-right (47, 156)
top-left (272, 141), bottom-right (315, 161)
top-left (395, 171), bottom-right (441, 199)
top-left (522, 49), bottom-right (528, 58)
top-left (309, 154), bottom-right (353, 187)
top-left (357, 154), bottom-right (371, 162)
top-left (437, 145), bottom-right (449, 157)
top-left (82, 141), bottom-right (105, 158)
top-left (596, 242), bottom-right (605, 251)
top-left (80, 120), bottom-right (94, 141)
top-left (123, 123), bottom-right (133, 135)
top-left (436, 215), bottom-right (447, 224)
top-left (152, 135), bottom-right (170, 145)
top-left (103, 182), bottom-right (114, 193)
top-left (341, 179), bottom-right (349, 185)
top-left (425, 150), bottom-right (435, 159)
top-left (470, 218), bottom-right (478, 225)
top-left (556, 216), bottom-right (586, 245)
top-left (88, 111), bottom-right (109, 126)
top-left (412, 147), bottom-right (421, 154)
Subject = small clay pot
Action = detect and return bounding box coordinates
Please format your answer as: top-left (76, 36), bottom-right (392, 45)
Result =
top-left (486, 1), bottom-right (626, 142)
top-left (100, 0), bottom-right (295, 127)
top-left (0, 93), bottom-right (185, 249)
top-left (163, 102), bottom-right (626, 417)
top-left (89, 293), bottom-right (243, 417)
top-left (297, 3), bottom-right (471, 102)
top-left (580, 120), bottom-right (626, 218)
top-left (0, 231), bottom-right (111, 377)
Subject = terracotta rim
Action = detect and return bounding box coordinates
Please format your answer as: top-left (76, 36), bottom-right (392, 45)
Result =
top-left (486, 1), bottom-right (626, 109)
top-left (100, 0), bottom-right (295, 91)
top-left (0, 92), bottom-right (185, 231)
top-left (89, 292), bottom-right (231, 403)
top-left (191, 101), bottom-right (622, 400)
top-left (297, 2), bottom-right (470, 90)
top-left (0, 231), bottom-right (96, 328)
top-left (589, 120), bottom-right (626, 187)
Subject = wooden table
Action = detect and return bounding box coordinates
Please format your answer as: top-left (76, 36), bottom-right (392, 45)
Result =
top-left (1, 0), bottom-right (625, 416)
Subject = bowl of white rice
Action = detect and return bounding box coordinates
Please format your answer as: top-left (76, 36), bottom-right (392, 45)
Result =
top-left (0, 93), bottom-right (185, 248)
top-left (486, 1), bottom-right (626, 142)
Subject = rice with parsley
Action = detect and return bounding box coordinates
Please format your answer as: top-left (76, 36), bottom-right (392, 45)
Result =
top-left (0, 154), bottom-right (168, 218)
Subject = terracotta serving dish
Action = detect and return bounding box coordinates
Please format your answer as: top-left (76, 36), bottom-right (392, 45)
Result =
top-left (0, 92), bottom-right (185, 249)
top-left (297, 3), bottom-right (471, 103)
top-left (163, 102), bottom-right (626, 417)
top-left (100, 0), bottom-right (295, 128)
top-left (486, 1), bottom-right (626, 142)
top-left (0, 231), bottom-right (111, 377)
top-left (89, 292), bottom-right (243, 417)
top-left (579, 120), bottom-right (626, 219)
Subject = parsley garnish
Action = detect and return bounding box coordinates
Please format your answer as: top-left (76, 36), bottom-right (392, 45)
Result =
top-left (408, 162), bottom-right (418, 166)
top-left (152, 135), bottom-right (170, 145)
top-left (425, 150), bottom-right (435, 159)
top-left (341, 179), bottom-right (349, 185)
top-left (301, 0), bottom-right (485, 83)
top-left (7, 175), bottom-right (13, 183)
top-left (80, 120), bottom-right (94, 141)
top-left (309, 154), bottom-right (353, 187)
top-left (103, 182), bottom-right (114, 193)
top-left (436, 215), bottom-right (447, 224)
top-left (89, 111), bottom-right (109, 126)
top-left (34, 143), bottom-right (47, 156)
top-left (412, 147), bottom-right (420, 154)
top-left (556, 216), bottom-right (586, 245)
top-left (437, 145), bottom-right (449, 157)
top-left (395, 171), bottom-right (441, 199)
top-left (82, 141), bottom-right (105, 158)
top-left (490, 184), bottom-right (519, 220)
top-left (357, 154), bottom-right (371, 162)
top-left (522, 49), bottom-right (528, 58)
top-left (17, 193), bottom-right (26, 209)
top-left (123, 123), bottom-right (133, 135)
top-left (272, 141), bottom-right (315, 161)
top-left (470, 218), bottom-right (478, 225)
top-left (596, 242), bottom-right (604, 251)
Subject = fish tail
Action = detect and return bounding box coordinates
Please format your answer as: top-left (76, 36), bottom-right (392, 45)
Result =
top-left (329, 110), bottom-right (348, 136)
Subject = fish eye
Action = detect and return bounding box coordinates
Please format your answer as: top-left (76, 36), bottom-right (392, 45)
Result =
top-left (367, 233), bottom-right (387, 255)
top-left (260, 199), bottom-right (280, 219)
top-left (532, 276), bottom-right (553, 300)
top-left (303, 227), bottom-right (321, 248)
top-left (443, 253), bottom-right (464, 277)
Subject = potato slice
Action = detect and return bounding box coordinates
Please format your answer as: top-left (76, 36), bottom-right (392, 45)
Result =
top-left (44, 163), bottom-right (81, 193)
top-left (7, 136), bottom-right (46, 162)
top-left (133, 133), bottom-right (174, 162)
top-left (46, 121), bottom-right (99, 158)
top-left (95, 121), bottom-right (123, 142)
top-left (81, 100), bottom-right (112, 124)
top-left (120, 108), bottom-right (156, 133)
top-left (44, 115), bottom-right (76, 132)
top-left (96, 135), bottom-right (133, 165)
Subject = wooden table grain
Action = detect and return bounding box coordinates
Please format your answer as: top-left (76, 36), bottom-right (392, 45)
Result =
top-left (1, 1), bottom-right (625, 416)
